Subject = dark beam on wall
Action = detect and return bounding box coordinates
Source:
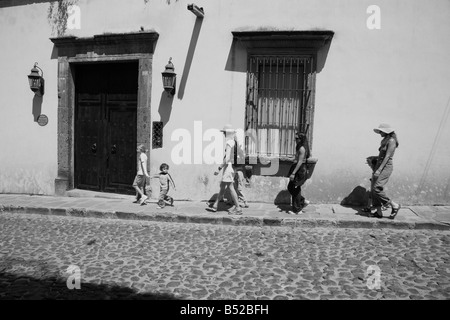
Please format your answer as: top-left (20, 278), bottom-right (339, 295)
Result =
top-left (0, 0), bottom-right (50, 8)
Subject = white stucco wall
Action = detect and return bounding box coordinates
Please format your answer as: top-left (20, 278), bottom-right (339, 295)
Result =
top-left (0, 0), bottom-right (449, 204)
top-left (0, 4), bottom-right (57, 194)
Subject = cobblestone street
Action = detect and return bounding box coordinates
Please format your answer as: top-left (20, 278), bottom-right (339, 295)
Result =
top-left (0, 212), bottom-right (449, 300)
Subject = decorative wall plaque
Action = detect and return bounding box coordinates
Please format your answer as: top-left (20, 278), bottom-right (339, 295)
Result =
top-left (37, 114), bottom-right (48, 126)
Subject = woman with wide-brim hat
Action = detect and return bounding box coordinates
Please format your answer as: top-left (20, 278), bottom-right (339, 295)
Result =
top-left (371, 123), bottom-right (401, 219)
top-left (206, 124), bottom-right (242, 215)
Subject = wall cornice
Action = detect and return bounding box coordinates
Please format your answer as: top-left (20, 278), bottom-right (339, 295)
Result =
top-left (50, 31), bottom-right (159, 57)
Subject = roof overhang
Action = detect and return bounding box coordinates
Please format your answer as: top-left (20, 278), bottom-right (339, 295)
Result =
top-left (232, 30), bottom-right (334, 49)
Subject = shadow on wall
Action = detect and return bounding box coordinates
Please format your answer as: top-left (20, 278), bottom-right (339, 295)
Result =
top-left (32, 95), bottom-right (43, 122)
top-left (274, 190), bottom-right (292, 213)
top-left (341, 185), bottom-right (370, 207)
top-left (274, 190), bottom-right (291, 205)
top-left (316, 36), bottom-right (332, 73)
top-left (158, 91), bottom-right (174, 128)
top-left (177, 17), bottom-right (203, 100)
top-left (224, 38), bottom-right (247, 73)
top-left (0, 0), bottom-right (49, 8)
top-left (207, 193), bottom-right (219, 203)
top-left (224, 31), bottom-right (334, 74)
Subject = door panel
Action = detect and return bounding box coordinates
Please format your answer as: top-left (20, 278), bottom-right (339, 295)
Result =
top-left (105, 94), bottom-right (137, 194)
top-left (74, 62), bottom-right (139, 195)
top-left (75, 94), bottom-right (103, 191)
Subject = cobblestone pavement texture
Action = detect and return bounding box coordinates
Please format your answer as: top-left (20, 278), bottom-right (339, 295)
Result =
top-left (0, 212), bottom-right (449, 300)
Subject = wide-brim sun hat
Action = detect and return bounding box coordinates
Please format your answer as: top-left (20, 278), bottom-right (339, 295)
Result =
top-left (220, 124), bottom-right (235, 133)
top-left (374, 123), bottom-right (395, 134)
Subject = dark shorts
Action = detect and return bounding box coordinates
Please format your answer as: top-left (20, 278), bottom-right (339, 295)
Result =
top-left (158, 188), bottom-right (173, 207)
top-left (132, 175), bottom-right (146, 189)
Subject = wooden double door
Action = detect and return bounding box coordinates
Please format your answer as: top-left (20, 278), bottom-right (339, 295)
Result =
top-left (74, 62), bottom-right (138, 194)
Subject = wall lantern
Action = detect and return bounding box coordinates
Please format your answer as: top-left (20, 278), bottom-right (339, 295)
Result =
top-left (161, 57), bottom-right (176, 96)
top-left (27, 62), bottom-right (44, 96)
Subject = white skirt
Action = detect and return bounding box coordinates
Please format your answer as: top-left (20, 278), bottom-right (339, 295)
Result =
top-left (221, 164), bottom-right (235, 182)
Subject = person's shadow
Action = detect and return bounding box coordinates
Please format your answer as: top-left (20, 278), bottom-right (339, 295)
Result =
top-left (341, 185), bottom-right (375, 217)
top-left (274, 190), bottom-right (291, 213)
top-left (205, 193), bottom-right (233, 212)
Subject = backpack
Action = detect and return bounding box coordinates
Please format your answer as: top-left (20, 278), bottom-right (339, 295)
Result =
top-left (233, 129), bottom-right (246, 166)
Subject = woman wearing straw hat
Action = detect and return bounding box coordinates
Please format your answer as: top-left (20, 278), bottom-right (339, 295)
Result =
top-left (371, 123), bottom-right (401, 219)
top-left (206, 124), bottom-right (242, 215)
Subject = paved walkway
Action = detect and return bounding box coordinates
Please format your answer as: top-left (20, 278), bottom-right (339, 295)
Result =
top-left (0, 191), bottom-right (449, 230)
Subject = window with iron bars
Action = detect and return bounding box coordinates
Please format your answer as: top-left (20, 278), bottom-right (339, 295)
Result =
top-left (245, 55), bottom-right (315, 159)
top-left (152, 121), bottom-right (163, 149)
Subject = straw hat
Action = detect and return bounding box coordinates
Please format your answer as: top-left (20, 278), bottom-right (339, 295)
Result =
top-left (220, 124), bottom-right (235, 133)
top-left (374, 123), bottom-right (395, 134)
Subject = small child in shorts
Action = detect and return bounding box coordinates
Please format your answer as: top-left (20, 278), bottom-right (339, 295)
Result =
top-left (149, 163), bottom-right (176, 209)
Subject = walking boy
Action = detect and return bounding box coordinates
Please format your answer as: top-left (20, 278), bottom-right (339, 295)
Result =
top-left (133, 144), bottom-right (150, 205)
top-left (149, 163), bottom-right (176, 209)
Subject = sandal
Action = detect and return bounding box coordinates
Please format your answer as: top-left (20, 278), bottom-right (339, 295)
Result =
top-left (389, 204), bottom-right (401, 219)
top-left (206, 203), bottom-right (217, 212)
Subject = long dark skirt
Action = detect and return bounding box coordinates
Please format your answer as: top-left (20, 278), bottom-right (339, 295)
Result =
top-left (372, 161), bottom-right (393, 207)
top-left (287, 163), bottom-right (308, 212)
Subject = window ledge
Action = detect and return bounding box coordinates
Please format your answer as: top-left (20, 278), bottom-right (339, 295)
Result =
top-left (244, 155), bottom-right (318, 165)
top-left (245, 155), bottom-right (296, 164)
top-left (232, 30), bottom-right (334, 49)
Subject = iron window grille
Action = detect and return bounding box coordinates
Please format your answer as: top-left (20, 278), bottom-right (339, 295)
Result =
top-left (152, 121), bottom-right (163, 149)
top-left (245, 55), bottom-right (315, 159)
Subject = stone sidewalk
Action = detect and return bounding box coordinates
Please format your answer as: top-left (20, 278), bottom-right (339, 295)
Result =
top-left (0, 192), bottom-right (449, 230)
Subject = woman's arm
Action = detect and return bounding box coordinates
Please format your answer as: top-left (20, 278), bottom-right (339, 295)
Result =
top-left (374, 138), bottom-right (396, 177)
top-left (289, 146), bottom-right (306, 181)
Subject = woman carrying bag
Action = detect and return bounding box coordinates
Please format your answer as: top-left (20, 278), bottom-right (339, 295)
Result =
top-left (371, 123), bottom-right (401, 219)
top-left (287, 132), bottom-right (311, 215)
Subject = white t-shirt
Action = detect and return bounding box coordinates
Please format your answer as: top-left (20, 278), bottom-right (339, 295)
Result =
top-left (137, 153), bottom-right (148, 175)
top-left (225, 139), bottom-right (235, 164)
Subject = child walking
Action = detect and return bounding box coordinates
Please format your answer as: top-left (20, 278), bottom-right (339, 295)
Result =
top-left (149, 163), bottom-right (176, 209)
top-left (133, 144), bottom-right (150, 205)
